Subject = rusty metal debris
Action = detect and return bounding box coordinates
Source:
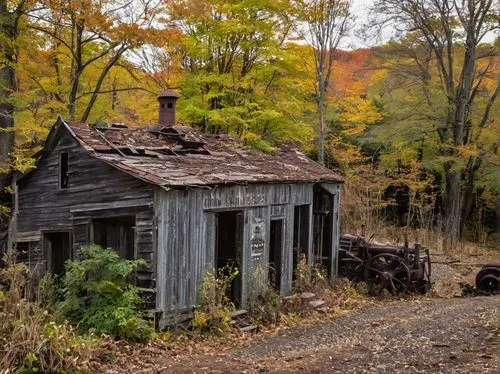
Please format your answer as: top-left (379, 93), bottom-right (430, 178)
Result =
top-left (338, 234), bottom-right (431, 295)
top-left (475, 265), bottom-right (499, 294)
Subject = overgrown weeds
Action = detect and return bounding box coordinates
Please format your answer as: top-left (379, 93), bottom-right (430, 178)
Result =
top-left (245, 259), bottom-right (368, 329)
top-left (0, 256), bottom-right (92, 372)
top-left (191, 265), bottom-right (238, 336)
top-left (247, 264), bottom-right (282, 326)
top-left (293, 254), bottom-right (329, 294)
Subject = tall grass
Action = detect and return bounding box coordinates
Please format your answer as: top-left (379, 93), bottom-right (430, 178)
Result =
top-left (0, 256), bottom-right (91, 372)
top-left (340, 174), bottom-right (496, 255)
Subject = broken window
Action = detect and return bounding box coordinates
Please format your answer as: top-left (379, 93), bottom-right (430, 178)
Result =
top-left (92, 216), bottom-right (135, 260)
top-left (59, 152), bottom-right (69, 189)
top-left (15, 241), bottom-right (31, 263)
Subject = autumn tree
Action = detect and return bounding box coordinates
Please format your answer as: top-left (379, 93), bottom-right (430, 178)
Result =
top-left (161, 0), bottom-right (316, 149)
top-left (0, 0), bottom-right (31, 189)
top-left (372, 0), bottom-right (499, 241)
top-left (294, 0), bottom-right (352, 165)
top-left (28, 0), bottom-right (167, 122)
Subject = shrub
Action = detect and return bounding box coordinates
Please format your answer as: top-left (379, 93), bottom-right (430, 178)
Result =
top-left (0, 256), bottom-right (90, 372)
top-left (293, 254), bottom-right (328, 293)
top-left (191, 266), bottom-right (237, 336)
top-left (247, 284), bottom-right (282, 325)
top-left (247, 264), bottom-right (282, 325)
top-left (321, 277), bottom-right (367, 313)
top-left (59, 245), bottom-right (152, 341)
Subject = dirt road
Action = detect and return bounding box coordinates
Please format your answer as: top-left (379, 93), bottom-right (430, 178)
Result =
top-left (158, 295), bottom-right (499, 374)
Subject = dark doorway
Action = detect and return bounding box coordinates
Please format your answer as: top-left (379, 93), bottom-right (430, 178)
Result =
top-left (92, 216), bottom-right (135, 260)
top-left (293, 205), bottom-right (310, 280)
top-left (44, 231), bottom-right (72, 276)
top-left (215, 211), bottom-right (244, 305)
top-left (313, 186), bottom-right (334, 277)
top-left (269, 219), bottom-right (284, 291)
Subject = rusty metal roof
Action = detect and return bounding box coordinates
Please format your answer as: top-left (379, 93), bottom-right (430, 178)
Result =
top-left (63, 120), bottom-right (343, 187)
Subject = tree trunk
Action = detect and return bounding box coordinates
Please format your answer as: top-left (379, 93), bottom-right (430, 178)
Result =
top-left (443, 167), bottom-right (463, 242)
top-left (80, 48), bottom-right (126, 123)
top-left (459, 157), bottom-right (482, 238)
top-left (317, 92), bottom-right (326, 165)
top-left (68, 79), bottom-right (78, 121)
top-left (317, 73), bottom-right (327, 165)
top-left (0, 0), bottom-right (19, 190)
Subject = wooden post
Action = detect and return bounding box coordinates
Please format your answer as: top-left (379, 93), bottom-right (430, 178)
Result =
top-left (414, 241), bottom-right (421, 269)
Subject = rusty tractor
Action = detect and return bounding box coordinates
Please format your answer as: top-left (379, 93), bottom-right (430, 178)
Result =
top-left (338, 234), bottom-right (431, 295)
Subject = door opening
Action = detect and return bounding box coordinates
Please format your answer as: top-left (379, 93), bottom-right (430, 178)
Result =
top-left (44, 231), bottom-right (72, 276)
top-left (293, 205), bottom-right (310, 280)
top-left (92, 216), bottom-right (135, 260)
top-left (269, 219), bottom-right (284, 291)
top-left (215, 211), bottom-right (244, 305)
top-left (313, 186), bottom-right (334, 277)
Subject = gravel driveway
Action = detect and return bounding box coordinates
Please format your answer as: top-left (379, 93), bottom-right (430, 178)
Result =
top-left (161, 295), bottom-right (499, 374)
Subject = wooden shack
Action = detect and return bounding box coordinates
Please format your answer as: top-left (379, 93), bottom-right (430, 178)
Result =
top-left (10, 91), bottom-right (343, 328)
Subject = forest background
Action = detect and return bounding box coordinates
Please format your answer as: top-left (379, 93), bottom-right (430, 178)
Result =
top-left (0, 0), bottom-right (498, 248)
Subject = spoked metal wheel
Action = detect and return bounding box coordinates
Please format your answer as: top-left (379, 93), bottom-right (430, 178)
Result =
top-left (366, 254), bottom-right (411, 295)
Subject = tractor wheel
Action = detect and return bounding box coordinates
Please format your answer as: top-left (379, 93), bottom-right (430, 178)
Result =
top-left (475, 266), bottom-right (500, 294)
top-left (366, 253), bottom-right (411, 295)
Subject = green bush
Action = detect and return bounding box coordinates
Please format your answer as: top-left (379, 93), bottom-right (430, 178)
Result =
top-left (59, 245), bottom-right (152, 341)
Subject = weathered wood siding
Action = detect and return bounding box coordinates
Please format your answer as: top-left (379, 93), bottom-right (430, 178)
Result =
top-left (13, 122), bottom-right (342, 325)
top-left (155, 182), bottom-right (341, 328)
top-left (13, 126), bottom-right (155, 284)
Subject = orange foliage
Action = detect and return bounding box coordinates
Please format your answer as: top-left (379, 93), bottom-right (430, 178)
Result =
top-left (329, 49), bottom-right (376, 99)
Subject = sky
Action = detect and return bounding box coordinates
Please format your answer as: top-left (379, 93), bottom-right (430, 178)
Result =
top-left (346, 0), bottom-right (497, 49)
top-left (348, 0), bottom-right (385, 49)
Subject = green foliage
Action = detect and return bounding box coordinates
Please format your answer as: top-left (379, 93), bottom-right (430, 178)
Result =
top-left (60, 245), bottom-right (152, 341)
top-left (166, 0), bottom-right (316, 146)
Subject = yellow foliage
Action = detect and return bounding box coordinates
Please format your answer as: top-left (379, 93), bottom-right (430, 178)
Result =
top-left (457, 144), bottom-right (478, 158)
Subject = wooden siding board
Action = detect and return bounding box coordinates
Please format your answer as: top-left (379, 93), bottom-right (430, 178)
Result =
top-left (246, 206), bottom-right (269, 300)
top-left (282, 203), bottom-right (294, 294)
top-left (332, 189), bottom-right (341, 276)
top-left (15, 126), bottom-right (155, 286)
top-left (16, 128), bottom-right (154, 236)
top-left (156, 182), bottom-right (339, 320)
